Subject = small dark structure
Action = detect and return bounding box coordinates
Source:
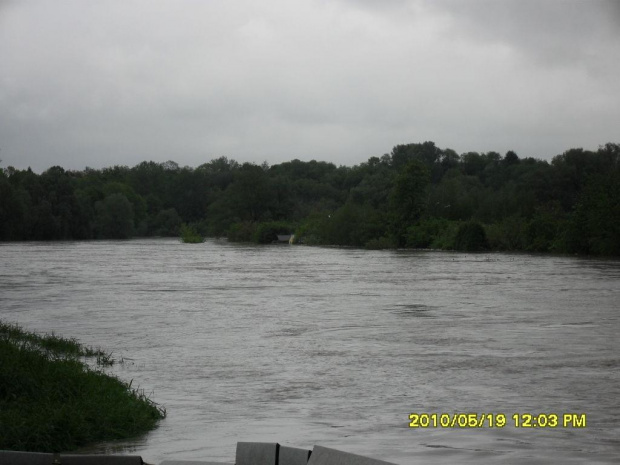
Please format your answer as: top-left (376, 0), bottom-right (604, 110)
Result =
top-left (276, 234), bottom-right (293, 243)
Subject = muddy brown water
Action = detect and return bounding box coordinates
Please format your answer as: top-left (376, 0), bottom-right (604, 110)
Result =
top-left (1, 239), bottom-right (619, 464)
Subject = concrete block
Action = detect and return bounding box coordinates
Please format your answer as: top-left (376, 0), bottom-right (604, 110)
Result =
top-left (0, 450), bottom-right (54, 465)
top-left (60, 454), bottom-right (143, 465)
top-left (307, 446), bottom-right (397, 465)
top-left (278, 446), bottom-right (311, 465)
top-left (235, 442), bottom-right (279, 465)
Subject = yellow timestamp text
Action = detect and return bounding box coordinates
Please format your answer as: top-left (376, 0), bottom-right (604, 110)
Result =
top-left (408, 413), bottom-right (587, 428)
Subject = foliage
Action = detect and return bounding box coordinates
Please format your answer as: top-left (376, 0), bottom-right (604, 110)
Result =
top-left (454, 221), bottom-right (489, 252)
top-left (429, 221), bottom-right (460, 250)
top-left (484, 216), bottom-right (527, 251)
top-left (152, 208), bottom-right (182, 237)
top-left (0, 321), bottom-right (165, 452)
top-left (1, 142), bottom-right (619, 255)
top-left (227, 221), bottom-right (257, 242)
top-left (303, 202), bottom-right (387, 247)
top-left (294, 211), bottom-right (329, 245)
top-left (406, 218), bottom-right (452, 249)
top-left (254, 221), bottom-right (293, 244)
top-left (389, 160), bottom-right (431, 246)
top-left (524, 205), bottom-right (565, 252)
top-left (563, 170), bottom-right (620, 255)
top-left (179, 223), bottom-right (204, 243)
top-left (94, 193), bottom-right (134, 239)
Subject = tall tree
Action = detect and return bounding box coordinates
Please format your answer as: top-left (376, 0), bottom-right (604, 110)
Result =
top-left (389, 160), bottom-right (430, 246)
top-left (94, 193), bottom-right (134, 239)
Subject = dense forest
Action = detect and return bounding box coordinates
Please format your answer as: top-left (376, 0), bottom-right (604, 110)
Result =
top-left (1, 141), bottom-right (619, 255)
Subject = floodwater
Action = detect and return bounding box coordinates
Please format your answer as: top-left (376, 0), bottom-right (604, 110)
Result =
top-left (1, 239), bottom-right (619, 464)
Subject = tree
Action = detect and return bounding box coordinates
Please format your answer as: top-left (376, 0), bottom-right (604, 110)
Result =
top-left (0, 176), bottom-right (29, 240)
top-left (94, 194), bottom-right (134, 239)
top-left (427, 172), bottom-right (482, 220)
top-left (254, 221), bottom-right (292, 244)
top-left (226, 163), bottom-right (276, 222)
top-left (390, 141), bottom-right (442, 170)
top-left (389, 160), bottom-right (430, 246)
top-left (197, 156), bottom-right (238, 191)
top-left (438, 149), bottom-right (460, 180)
top-left (169, 167), bottom-right (211, 222)
top-left (461, 152), bottom-right (486, 176)
top-left (72, 189), bottom-right (95, 239)
top-left (349, 168), bottom-right (396, 209)
top-left (454, 222), bottom-right (489, 252)
top-left (30, 200), bottom-right (61, 240)
top-left (563, 171), bottom-right (620, 255)
top-left (503, 150), bottom-right (520, 166)
top-left (152, 208), bottom-right (182, 236)
top-left (102, 182), bottom-right (146, 228)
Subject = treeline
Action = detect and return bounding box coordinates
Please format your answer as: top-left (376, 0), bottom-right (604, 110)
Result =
top-left (1, 141), bottom-right (619, 255)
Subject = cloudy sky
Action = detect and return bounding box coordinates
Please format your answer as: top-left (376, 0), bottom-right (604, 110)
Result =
top-left (1, 0), bottom-right (619, 172)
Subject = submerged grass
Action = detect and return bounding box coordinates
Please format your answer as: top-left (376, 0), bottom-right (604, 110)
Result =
top-left (0, 321), bottom-right (166, 452)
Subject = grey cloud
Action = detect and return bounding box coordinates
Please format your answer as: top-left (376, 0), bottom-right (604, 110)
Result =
top-left (340, 0), bottom-right (620, 69)
top-left (0, 0), bottom-right (618, 172)
top-left (432, 0), bottom-right (620, 67)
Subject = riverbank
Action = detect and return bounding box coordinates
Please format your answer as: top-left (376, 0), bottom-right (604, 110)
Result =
top-left (0, 321), bottom-right (165, 452)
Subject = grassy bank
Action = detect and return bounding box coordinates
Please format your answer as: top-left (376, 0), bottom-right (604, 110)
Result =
top-left (0, 321), bottom-right (165, 452)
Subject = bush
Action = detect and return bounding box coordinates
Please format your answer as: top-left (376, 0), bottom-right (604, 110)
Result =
top-left (485, 216), bottom-right (527, 251)
top-left (307, 202), bottom-right (387, 247)
top-left (227, 221), bottom-right (257, 242)
top-left (294, 211), bottom-right (329, 245)
top-left (405, 218), bottom-right (450, 248)
top-left (523, 205), bottom-right (565, 253)
top-left (254, 221), bottom-right (293, 244)
top-left (454, 221), bottom-right (489, 251)
top-left (179, 223), bottom-right (204, 243)
top-left (429, 221), bottom-right (460, 250)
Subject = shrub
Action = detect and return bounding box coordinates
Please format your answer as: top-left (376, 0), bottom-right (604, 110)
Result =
top-left (307, 202), bottom-right (387, 247)
top-left (485, 216), bottom-right (527, 251)
top-left (226, 221), bottom-right (257, 242)
top-left (254, 221), bottom-right (293, 244)
top-left (179, 223), bottom-right (204, 243)
top-left (294, 211), bottom-right (329, 245)
top-left (405, 218), bottom-right (451, 248)
top-left (453, 221), bottom-right (489, 252)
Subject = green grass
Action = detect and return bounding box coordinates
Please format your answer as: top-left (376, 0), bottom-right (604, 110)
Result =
top-left (0, 321), bottom-right (166, 452)
top-left (0, 322), bottom-right (102, 357)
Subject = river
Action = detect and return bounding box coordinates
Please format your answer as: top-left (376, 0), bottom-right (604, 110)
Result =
top-left (1, 239), bottom-right (619, 464)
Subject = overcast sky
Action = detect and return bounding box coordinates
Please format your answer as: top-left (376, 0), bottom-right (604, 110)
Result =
top-left (1, 0), bottom-right (619, 172)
